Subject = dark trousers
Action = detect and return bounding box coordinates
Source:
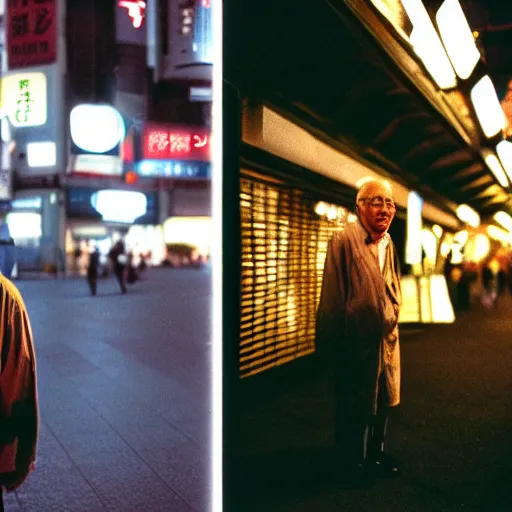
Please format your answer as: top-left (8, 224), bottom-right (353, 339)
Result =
top-left (87, 272), bottom-right (97, 296)
top-left (114, 265), bottom-right (126, 294)
top-left (0, 489), bottom-right (4, 512)
top-left (334, 371), bottom-right (389, 467)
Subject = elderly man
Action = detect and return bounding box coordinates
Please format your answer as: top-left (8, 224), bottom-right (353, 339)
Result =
top-left (0, 274), bottom-right (38, 510)
top-left (316, 178), bottom-right (402, 485)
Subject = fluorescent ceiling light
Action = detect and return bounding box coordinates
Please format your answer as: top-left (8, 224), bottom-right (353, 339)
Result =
top-left (471, 75), bottom-right (507, 138)
top-left (436, 0), bottom-right (481, 80)
top-left (401, 0), bottom-right (457, 89)
top-left (494, 211), bottom-right (512, 232)
top-left (27, 141), bottom-right (56, 167)
top-left (432, 224), bottom-right (443, 238)
top-left (487, 224), bottom-right (511, 243)
top-left (483, 151), bottom-right (509, 188)
top-left (496, 140), bottom-right (512, 183)
top-left (456, 204), bottom-right (480, 228)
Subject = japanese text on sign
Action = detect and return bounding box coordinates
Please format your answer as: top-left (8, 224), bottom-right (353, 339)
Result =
top-left (143, 125), bottom-right (211, 162)
top-left (2, 72), bottom-right (48, 127)
top-left (7, 0), bottom-right (57, 69)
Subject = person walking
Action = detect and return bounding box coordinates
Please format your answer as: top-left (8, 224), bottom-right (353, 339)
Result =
top-left (316, 177), bottom-right (402, 486)
top-left (87, 245), bottom-right (100, 296)
top-left (0, 274), bottom-right (39, 510)
top-left (109, 241), bottom-right (128, 294)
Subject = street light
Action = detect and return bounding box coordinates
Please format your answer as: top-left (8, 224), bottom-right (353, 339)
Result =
top-left (496, 140), bottom-right (512, 183)
top-left (470, 75), bottom-right (507, 138)
top-left (456, 204), bottom-right (480, 228)
top-left (436, 0), bottom-right (481, 80)
top-left (482, 150), bottom-right (509, 188)
top-left (494, 211), bottom-right (512, 232)
top-left (401, 0), bottom-right (457, 89)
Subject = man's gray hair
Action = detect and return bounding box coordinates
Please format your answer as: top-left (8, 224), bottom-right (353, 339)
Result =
top-left (356, 177), bottom-right (393, 203)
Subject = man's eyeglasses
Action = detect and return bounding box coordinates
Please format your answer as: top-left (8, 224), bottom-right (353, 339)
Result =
top-left (358, 196), bottom-right (396, 210)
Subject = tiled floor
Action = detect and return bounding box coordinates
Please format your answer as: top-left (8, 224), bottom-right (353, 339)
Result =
top-left (3, 268), bottom-right (211, 512)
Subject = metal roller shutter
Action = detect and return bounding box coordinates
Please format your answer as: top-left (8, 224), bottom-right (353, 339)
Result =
top-left (239, 169), bottom-right (349, 378)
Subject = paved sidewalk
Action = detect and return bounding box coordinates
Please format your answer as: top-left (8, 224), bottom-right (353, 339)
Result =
top-left (3, 268), bottom-right (211, 512)
top-left (233, 295), bottom-right (512, 512)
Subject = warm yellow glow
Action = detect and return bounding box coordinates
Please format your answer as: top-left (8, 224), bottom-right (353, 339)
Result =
top-left (327, 206), bottom-right (338, 220)
top-left (429, 275), bottom-right (456, 323)
top-left (487, 224), bottom-right (510, 244)
top-left (399, 275), bottom-right (455, 323)
top-left (409, 26), bottom-right (457, 89)
top-left (440, 241), bottom-right (451, 257)
top-left (347, 213), bottom-right (358, 224)
top-left (401, 0), bottom-right (457, 89)
top-left (494, 211), bottom-right (512, 232)
top-left (436, 0), bottom-right (481, 80)
top-left (483, 151), bottom-right (509, 188)
top-left (456, 204), bottom-right (480, 227)
top-left (163, 216), bottom-right (212, 256)
top-left (432, 224), bottom-right (443, 238)
top-left (421, 229), bottom-right (437, 262)
top-left (453, 230), bottom-right (469, 246)
top-left (314, 201), bottom-right (328, 216)
top-left (465, 233), bottom-right (491, 262)
top-left (496, 140), bottom-right (512, 183)
top-left (471, 76), bottom-right (507, 138)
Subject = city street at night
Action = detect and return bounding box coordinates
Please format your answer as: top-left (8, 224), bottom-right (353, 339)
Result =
top-left (233, 298), bottom-right (512, 512)
top-left (2, 268), bottom-right (211, 512)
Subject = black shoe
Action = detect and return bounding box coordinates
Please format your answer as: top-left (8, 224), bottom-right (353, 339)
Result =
top-left (368, 453), bottom-right (401, 478)
top-left (338, 462), bottom-right (375, 489)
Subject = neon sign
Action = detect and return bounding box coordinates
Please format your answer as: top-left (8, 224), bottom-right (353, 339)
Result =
top-left (118, 0), bottom-right (146, 29)
top-left (142, 124), bottom-right (211, 162)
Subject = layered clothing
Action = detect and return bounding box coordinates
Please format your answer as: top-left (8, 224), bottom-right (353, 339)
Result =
top-left (0, 275), bottom-right (38, 489)
top-left (316, 220), bottom-right (402, 417)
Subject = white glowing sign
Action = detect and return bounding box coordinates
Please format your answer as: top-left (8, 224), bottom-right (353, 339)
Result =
top-left (91, 190), bottom-right (147, 223)
top-left (27, 141), bottom-right (57, 168)
top-left (118, 0), bottom-right (146, 28)
top-left (70, 105), bottom-right (125, 154)
top-left (1, 73), bottom-right (47, 127)
top-left (405, 191), bottom-right (424, 265)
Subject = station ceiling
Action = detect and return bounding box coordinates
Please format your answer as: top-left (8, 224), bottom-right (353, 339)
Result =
top-left (225, 0), bottom-right (512, 221)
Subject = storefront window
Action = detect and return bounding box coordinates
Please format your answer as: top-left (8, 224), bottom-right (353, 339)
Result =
top-left (239, 173), bottom-right (346, 378)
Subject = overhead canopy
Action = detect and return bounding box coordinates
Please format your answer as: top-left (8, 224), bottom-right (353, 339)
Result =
top-left (225, 0), bottom-right (512, 220)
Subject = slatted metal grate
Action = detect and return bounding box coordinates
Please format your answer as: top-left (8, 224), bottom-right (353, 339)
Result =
top-left (239, 171), bottom-right (349, 378)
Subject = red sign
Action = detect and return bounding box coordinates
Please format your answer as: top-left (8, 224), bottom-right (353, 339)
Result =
top-left (142, 124), bottom-right (211, 162)
top-left (118, 0), bottom-right (146, 29)
top-left (7, 0), bottom-right (57, 69)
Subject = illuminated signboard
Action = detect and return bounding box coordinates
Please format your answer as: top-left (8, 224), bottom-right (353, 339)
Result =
top-left (142, 124), bottom-right (211, 161)
top-left (70, 104), bottom-right (125, 154)
top-left (6, 0), bottom-right (57, 69)
top-left (67, 187), bottom-right (157, 224)
top-left (118, 0), bottom-right (146, 29)
top-left (1, 72), bottom-right (47, 127)
top-left (135, 160), bottom-right (210, 179)
top-left (91, 190), bottom-right (147, 223)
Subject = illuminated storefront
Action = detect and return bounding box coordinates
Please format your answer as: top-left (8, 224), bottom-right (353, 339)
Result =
top-left (65, 187), bottom-right (163, 273)
top-left (239, 170), bottom-right (353, 378)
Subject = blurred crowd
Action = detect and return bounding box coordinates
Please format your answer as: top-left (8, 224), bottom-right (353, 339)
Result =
top-left (445, 252), bottom-right (512, 311)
